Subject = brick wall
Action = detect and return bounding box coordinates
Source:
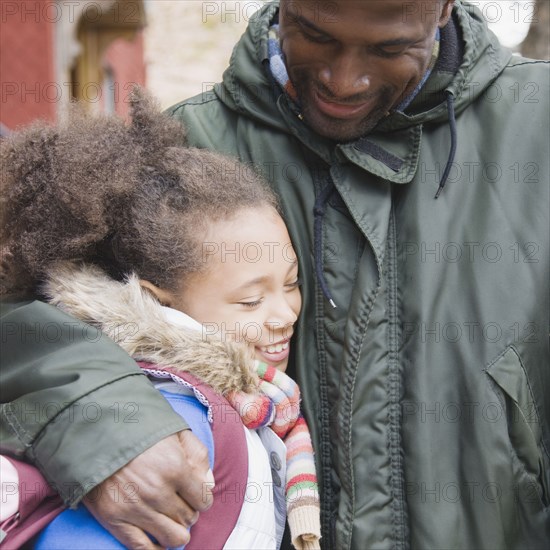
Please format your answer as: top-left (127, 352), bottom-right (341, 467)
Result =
top-left (1, 0), bottom-right (56, 130)
top-left (1, 0), bottom-right (147, 129)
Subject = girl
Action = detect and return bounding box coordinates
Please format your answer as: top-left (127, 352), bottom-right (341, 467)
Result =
top-left (0, 90), bottom-right (320, 550)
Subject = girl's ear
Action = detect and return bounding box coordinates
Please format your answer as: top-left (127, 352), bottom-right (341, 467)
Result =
top-left (139, 280), bottom-right (174, 307)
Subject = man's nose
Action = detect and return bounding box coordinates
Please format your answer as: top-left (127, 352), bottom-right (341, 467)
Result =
top-left (318, 49), bottom-right (371, 99)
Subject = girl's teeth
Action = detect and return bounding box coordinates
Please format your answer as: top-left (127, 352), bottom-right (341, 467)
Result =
top-left (261, 342), bottom-right (289, 354)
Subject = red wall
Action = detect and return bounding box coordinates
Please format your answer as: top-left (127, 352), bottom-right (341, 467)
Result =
top-left (1, 0), bottom-right (146, 130)
top-left (1, 0), bottom-right (56, 130)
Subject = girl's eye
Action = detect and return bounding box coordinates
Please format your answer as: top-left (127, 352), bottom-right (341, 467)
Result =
top-left (238, 299), bottom-right (263, 308)
top-left (285, 278), bottom-right (302, 290)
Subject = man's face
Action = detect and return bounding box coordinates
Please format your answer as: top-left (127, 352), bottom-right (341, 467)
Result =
top-left (279, 0), bottom-right (454, 142)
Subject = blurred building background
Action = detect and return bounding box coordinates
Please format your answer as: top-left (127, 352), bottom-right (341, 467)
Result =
top-left (1, 0), bottom-right (548, 133)
top-left (0, 0), bottom-right (249, 132)
top-left (1, 0), bottom-right (148, 131)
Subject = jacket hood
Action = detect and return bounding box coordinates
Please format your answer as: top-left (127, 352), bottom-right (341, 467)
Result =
top-left (217, 0), bottom-right (512, 134)
top-left (41, 262), bottom-right (259, 396)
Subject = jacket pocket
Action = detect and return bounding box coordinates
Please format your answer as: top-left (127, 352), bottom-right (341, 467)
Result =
top-left (485, 346), bottom-right (550, 509)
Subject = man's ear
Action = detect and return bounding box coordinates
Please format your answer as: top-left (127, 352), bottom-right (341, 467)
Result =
top-left (438, 0), bottom-right (455, 28)
top-left (139, 280), bottom-right (174, 306)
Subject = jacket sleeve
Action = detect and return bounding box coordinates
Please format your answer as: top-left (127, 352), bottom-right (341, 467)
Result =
top-left (0, 299), bottom-right (189, 507)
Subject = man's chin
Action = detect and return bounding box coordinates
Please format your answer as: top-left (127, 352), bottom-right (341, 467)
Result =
top-left (302, 109), bottom-right (383, 143)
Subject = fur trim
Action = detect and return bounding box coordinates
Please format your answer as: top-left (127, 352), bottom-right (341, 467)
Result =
top-left (42, 262), bottom-right (258, 396)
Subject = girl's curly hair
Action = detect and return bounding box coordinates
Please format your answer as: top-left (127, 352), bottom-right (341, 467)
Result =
top-left (0, 89), bottom-right (278, 296)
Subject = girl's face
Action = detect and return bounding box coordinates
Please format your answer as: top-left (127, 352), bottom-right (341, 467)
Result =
top-left (168, 206), bottom-right (302, 372)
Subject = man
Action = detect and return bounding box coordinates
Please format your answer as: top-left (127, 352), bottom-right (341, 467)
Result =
top-left (1, 0), bottom-right (548, 548)
top-left (168, 0), bottom-right (549, 547)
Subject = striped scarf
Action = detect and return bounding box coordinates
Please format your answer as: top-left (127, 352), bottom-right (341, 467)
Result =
top-left (268, 24), bottom-right (299, 104)
top-left (229, 362), bottom-right (321, 550)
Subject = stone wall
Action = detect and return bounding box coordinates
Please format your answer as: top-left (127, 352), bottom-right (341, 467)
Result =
top-left (144, 0), bottom-right (263, 109)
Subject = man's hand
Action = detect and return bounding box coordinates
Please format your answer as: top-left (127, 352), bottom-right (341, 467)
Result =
top-left (83, 430), bottom-right (214, 549)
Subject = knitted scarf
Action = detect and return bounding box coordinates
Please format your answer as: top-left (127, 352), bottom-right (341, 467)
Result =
top-left (268, 23), bottom-right (440, 114)
top-left (229, 362), bottom-right (321, 550)
top-left (268, 23), bottom-right (299, 103)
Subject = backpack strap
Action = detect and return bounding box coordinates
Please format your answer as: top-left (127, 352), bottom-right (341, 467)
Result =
top-left (139, 363), bottom-right (249, 549)
top-left (0, 457), bottom-right (64, 548)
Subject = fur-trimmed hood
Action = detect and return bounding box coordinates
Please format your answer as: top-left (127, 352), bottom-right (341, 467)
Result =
top-left (41, 262), bottom-right (258, 396)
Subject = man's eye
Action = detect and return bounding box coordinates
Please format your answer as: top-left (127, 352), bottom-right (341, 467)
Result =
top-left (373, 47), bottom-right (406, 58)
top-left (302, 31), bottom-right (332, 44)
top-left (298, 22), bottom-right (332, 44)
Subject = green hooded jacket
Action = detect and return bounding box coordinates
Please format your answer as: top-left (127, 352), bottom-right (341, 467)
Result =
top-left (168, 1), bottom-right (550, 548)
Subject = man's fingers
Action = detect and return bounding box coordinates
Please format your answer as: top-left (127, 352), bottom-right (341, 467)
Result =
top-left (178, 467), bottom-right (215, 513)
top-left (172, 504), bottom-right (200, 530)
top-left (175, 430), bottom-right (215, 511)
top-left (111, 527), bottom-right (162, 550)
top-left (148, 490), bottom-right (200, 530)
top-left (82, 431), bottom-right (214, 548)
top-left (138, 513), bottom-right (192, 549)
top-left (82, 510), bottom-right (162, 550)
top-left (84, 500), bottom-right (190, 549)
